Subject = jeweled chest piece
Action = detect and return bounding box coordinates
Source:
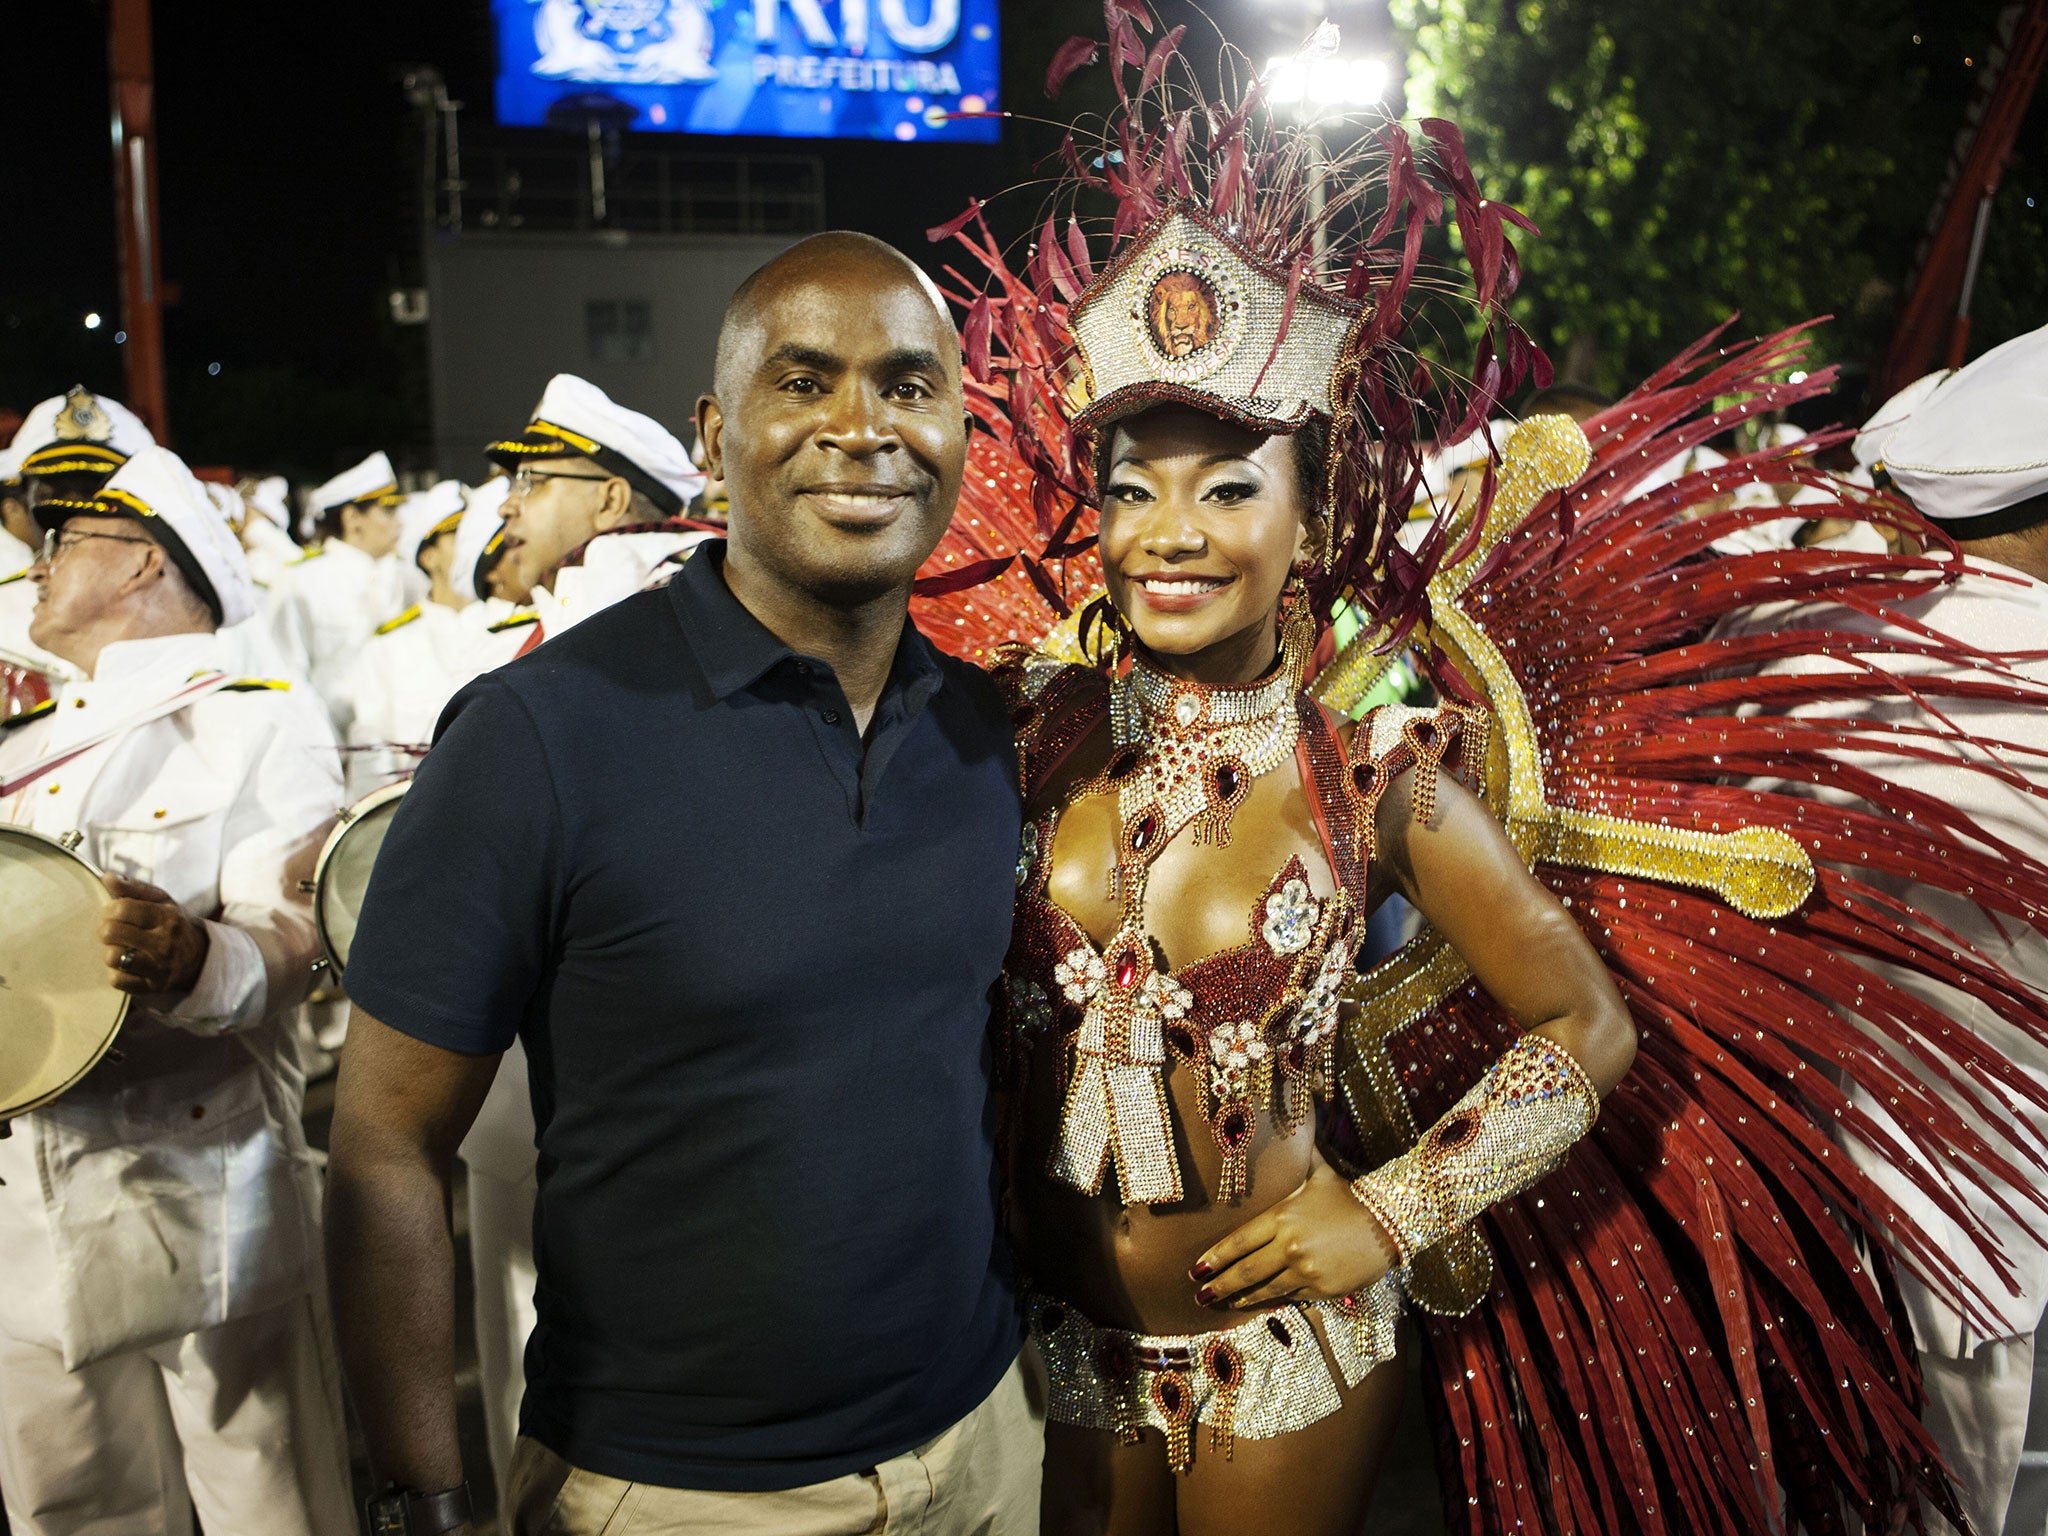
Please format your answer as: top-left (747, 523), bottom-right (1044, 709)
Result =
top-left (1109, 657), bottom-right (1301, 859)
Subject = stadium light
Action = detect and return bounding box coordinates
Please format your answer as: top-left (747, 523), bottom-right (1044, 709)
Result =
top-left (1264, 54), bottom-right (1389, 109)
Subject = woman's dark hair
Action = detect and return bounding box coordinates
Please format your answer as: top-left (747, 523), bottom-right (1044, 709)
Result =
top-left (1092, 411), bottom-right (1332, 525)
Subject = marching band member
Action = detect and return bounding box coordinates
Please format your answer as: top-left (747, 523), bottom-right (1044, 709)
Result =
top-left (0, 446), bottom-right (351, 1536)
top-left (485, 373), bottom-right (710, 644)
top-left (1737, 328), bottom-right (2048, 1536)
top-left (265, 450), bottom-right (409, 729)
top-left (237, 473), bottom-right (304, 591)
top-left (0, 388), bottom-right (152, 713)
top-left (337, 480), bottom-right (474, 798)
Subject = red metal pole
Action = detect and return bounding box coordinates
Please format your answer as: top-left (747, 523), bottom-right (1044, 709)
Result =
top-left (107, 0), bottom-right (168, 444)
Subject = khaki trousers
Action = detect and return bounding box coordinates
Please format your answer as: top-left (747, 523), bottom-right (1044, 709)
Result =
top-left (0, 1292), bottom-right (356, 1536)
top-left (507, 1351), bottom-right (1045, 1536)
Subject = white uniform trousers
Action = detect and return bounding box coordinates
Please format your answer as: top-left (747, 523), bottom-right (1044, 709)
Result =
top-left (1919, 1312), bottom-right (2048, 1536)
top-left (0, 1291), bottom-right (355, 1536)
top-left (468, 1163), bottom-right (539, 1518)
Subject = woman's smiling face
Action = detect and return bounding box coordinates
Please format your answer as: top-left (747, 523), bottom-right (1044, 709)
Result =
top-left (1098, 406), bottom-right (1308, 684)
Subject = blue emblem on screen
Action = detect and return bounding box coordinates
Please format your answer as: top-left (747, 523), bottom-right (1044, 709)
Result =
top-left (495, 0), bottom-right (1002, 143)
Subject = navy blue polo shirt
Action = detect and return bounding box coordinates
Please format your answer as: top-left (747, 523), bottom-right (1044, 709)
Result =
top-left (344, 541), bottom-right (1024, 1491)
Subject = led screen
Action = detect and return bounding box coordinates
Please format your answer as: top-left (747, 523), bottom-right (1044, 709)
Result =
top-left (494, 0), bottom-right (1001, 143)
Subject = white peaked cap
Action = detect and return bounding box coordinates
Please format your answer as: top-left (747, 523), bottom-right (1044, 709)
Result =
top-left (1853, 370), bottom-right (1952, 471)
top-left (0, 387), bottom-right (156, 480)
top-left (53, 447), bottom-right (256, 628)
top-left (202, 481), bottom-right (245, 527)
top-left (452, 477), bottom-right (512, 603)
top-left (1886, 324), bottom-right (2048, 527)
top-left (245, 475), bottom-right (292, 528)
top-left (485, 373), bottom-right (705, 514)
top-left (308, 451), bottom-right (400, 516)
top-left (398, 479), bottom-right (470, 567)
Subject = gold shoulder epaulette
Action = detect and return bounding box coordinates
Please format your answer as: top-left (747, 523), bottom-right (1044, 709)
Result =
top-left (487, 609), bottom-right (540, 633)
top-left (220, 678), bottom-right (292, 693)
top-left (374, 605), bottom-right (422, 636)
top-left (2, 698), bottom-right (55, 729)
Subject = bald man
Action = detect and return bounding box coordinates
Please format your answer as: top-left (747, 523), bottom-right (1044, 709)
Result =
top-left (325, 233), bottom-right (1039, 1536)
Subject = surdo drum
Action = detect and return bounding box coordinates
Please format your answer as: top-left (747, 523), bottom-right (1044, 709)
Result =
top-left (0, 825), bottom-right (128, 1119)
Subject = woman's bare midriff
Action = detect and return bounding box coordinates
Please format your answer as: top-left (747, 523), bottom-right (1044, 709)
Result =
top-left (1013, 758), bottom-right (1349, 1336)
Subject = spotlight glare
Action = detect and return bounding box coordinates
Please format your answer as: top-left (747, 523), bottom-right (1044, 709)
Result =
top-left (84, 312), bottom-right (102, 330)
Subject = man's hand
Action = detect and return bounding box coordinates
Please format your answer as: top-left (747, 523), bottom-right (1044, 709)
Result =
top-left (99, 873), bottom-right (209, 995)
top-left (1189, 1146), bottom-right (1399, 1309)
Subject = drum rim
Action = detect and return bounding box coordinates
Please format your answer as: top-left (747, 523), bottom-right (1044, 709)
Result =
top-left (312, 777), bottom-right (414, 973)
top-left (0, 823), bottom-right (129, 1120)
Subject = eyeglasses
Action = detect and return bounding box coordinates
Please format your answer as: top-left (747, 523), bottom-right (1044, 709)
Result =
top-left (38, 528), bottom-right (157, 565)
top-left (508, 467), bottom-right (612, 499)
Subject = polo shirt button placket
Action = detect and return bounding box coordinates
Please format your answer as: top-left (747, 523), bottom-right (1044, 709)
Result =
top-left (822, 708), bottom-right (841, 726)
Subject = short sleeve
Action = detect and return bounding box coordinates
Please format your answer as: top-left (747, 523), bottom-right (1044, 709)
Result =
top-left (343, 677), bottom-right (561, 1055)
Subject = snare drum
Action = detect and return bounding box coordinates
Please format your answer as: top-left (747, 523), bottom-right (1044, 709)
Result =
top-left (311, 779), bottom-right (411, 972)
top-left (0, 825), bottom-right (128, 1119)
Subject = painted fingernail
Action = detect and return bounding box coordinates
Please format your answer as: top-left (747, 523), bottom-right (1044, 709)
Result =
top-left (1195, 1285), bottom-right (1217, 1305)
top-left (1189, 1262), bottom-right (1213, 1282)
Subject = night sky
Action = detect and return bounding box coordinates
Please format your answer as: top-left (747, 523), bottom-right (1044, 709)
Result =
top-left (0, 0), bottom-right (2031, 478)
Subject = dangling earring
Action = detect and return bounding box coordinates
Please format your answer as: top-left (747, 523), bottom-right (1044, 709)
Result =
top-left (1278, 571), bottom-right (1316, 686)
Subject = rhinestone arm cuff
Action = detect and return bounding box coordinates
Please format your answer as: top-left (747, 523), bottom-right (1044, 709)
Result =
top-left (1348, 1033), bottom-right (1600, 1264)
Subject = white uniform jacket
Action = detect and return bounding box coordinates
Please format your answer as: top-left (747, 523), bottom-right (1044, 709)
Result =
top-left (528, 528), bottom-right (716, 641)
top-left (263, 540), bottom-right (408, 734)
top-left (1727, 558), bottom-right (2048, 1351)
top-left (336, 600), bottom-right (482, 799)
top-left (0, 631), bottom-right (343, 1368)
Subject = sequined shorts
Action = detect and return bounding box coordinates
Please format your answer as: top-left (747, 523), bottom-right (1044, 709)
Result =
top-left (1027, 1276), bottom-right (1403, 1471)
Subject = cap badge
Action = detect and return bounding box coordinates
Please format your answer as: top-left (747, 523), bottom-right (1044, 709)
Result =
top-left (1130, 241), bottom-right (1245, 383)
top-left (54, 386), bottom-right (113, 445)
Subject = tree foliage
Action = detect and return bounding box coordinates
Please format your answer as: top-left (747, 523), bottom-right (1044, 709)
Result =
top-left (1391, 0), bottom-right (1939, 395)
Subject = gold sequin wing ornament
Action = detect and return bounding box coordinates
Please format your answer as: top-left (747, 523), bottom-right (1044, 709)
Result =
top-left (1317, 414), bottom-right (1817, 1316)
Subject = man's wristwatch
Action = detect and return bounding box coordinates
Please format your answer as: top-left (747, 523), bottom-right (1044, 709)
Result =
top-left (366, 1481), bottom-right (472, 1535)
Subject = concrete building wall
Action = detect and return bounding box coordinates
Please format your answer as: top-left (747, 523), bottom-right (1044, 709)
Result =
top-left (424, 231), bottom-right (795, 478)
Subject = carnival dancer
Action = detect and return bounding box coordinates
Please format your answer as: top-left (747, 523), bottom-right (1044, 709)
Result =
top-left (920, 12), bottom-right (2048, 1533)
top-left (0, 447), bottom-right (352, 1535)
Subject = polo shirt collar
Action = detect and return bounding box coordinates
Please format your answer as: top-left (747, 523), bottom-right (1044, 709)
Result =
top-left (674, 539), bottom-right (945, 705)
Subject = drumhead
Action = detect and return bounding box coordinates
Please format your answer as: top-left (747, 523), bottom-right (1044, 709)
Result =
top-left (313, 779), bottom-right (412, 972)
top-left (0, 826), bottom-right (127, 1119)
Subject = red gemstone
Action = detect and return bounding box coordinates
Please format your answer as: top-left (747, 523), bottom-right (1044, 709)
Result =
top-left (1215, 762), bottom-right (1241, 799)
top-left (1351, 761), bottom-right (1376, 794)
top-left (1435, 1111), bottom-right (1479, 1151)
top-left (1210, 1345), bottom-right (1239, 1385)
top-left (1131, 813), bottom-right (1159, 851)
top-left (1159, 1379), bottom-right (1182, 1413)
top-left (1164, 1025), bottom-right (1196, 1058)
top-left (1267, 1317), bottom-right (1293, 1346)
top-left (1219, 1108), bottom-right (1251, 1147)
top-left (1099, 1339), bottom-right (1131, 1379)
top-left (1115, 950), bottom-right (1140, 989)
top-left (1011, 703), bottom-right (1037, 728)
top-left (1108, 748), bottom-right (1142, 780)
top-left (1413, 719), bottom-right (1436, 747)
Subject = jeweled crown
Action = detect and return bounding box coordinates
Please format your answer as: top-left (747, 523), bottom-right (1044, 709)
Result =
top-left (1069, 207), bottom-right (1363, 439)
